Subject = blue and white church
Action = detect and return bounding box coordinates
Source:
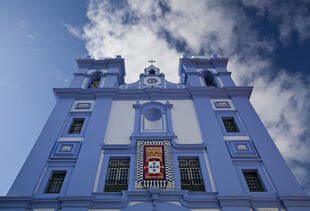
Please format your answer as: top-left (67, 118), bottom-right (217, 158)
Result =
top-left (1, 55), bottom-right (310, 211)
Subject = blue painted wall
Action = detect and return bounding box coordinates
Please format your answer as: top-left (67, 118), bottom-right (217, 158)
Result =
top-left (1, 56), bottom-right (309, 211)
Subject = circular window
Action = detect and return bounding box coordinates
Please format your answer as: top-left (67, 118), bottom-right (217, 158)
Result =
top-left (147, 77), bottom-right (158, 84)
top-left (144, 107), bottom-right (162, 121)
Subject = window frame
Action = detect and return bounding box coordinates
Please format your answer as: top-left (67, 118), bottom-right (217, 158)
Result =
top-left (235, 163), bottom-right (275, 195)
top-left (35, 166), bottom-right (72, 197)
top-left (242, 170), bottom-right (265, 192)
top-left (68, 118), bottom-right (85, 134)
top-left (222, 117), bottom-right (240, 133)
top-left (178, 157), bottom-right (205, 191)
top-left (45, 171), bottom-right (67, 194)
top-left (216, 112), bottom-right (247, 136)
top-left (104, 158), bottom-right (130, 192)
top-left (87, 72), bottom-right (102, 88)
top-left (202, 71), bottom-right (218, 87)
top-left (61, 113), bottom-right (90, 138)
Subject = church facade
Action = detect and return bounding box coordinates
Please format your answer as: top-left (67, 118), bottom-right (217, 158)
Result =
top-left (1, 55), bottom-right (310, 211)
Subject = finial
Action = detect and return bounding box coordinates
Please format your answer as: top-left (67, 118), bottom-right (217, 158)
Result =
top-left (148, 59), bottom-right (156, 65)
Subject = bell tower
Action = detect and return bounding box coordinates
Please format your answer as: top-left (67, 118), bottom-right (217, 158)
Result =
top-left (1, 55), bottom-right (310, 211)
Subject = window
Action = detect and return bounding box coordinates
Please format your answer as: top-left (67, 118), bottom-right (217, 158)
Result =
top-left (105, 159), bottom-right (130, 192)
top-left (178, 158), bottom-right (204, 191)
top-left (204, 71), bottom-right (216, 87)
top-left (243, 170), bottom-right (265, 192)
top-left (178, 160), bottom-right (187, 165)
top-left (88, 74), bottom-right (101, 88)
top-left (149, 69), bottom-right (155, 75)
top-left (45, 171), bottom-right (66, 193)
top-left (68, 118), bottom-right (84, 134)
top-left (222, 117), bottom-right (239, 132)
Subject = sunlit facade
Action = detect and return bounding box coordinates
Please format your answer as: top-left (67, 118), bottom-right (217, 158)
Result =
top-left (1, 55), bottom-right (310, 211)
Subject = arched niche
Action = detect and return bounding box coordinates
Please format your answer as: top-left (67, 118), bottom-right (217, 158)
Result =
top-left (203, 71), bottom-right (217, 87)
top-left (132, 101), bottom-right (174, 137)
top-left (88, 71), bottom-right (102, 88)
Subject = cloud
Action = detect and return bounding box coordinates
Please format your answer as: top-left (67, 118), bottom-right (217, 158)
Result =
top-left (69, 0), bottom-right (310, 191)
top-left (0, 80), bottom-right (20, 88)
top-left (240, 0), bottom-right (310, 43)
top-left (27, 34), bottom-right (34, 39)
top-left (81, 0), bottom-right (181, 82)
top-left (18, 20), bottom-right (25, 29)
top-left (63, 23), bottom-right (83, 39)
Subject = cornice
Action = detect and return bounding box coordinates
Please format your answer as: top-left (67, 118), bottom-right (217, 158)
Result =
top-left (279, 195), bottom-right (310, 207)
top-left (224, 86), bottom-right (253, 98)
top-left (217, 195), bottom-right (252, 206)
top-left (53, 86), bottom-right (253, 100)
top-left (181, 57), bottom-right (229, 68)
top-left (1, 194), bottom-right (310, 209)
top-left (76, 57), bottom-right (124, 69)
top-left (215, 72), bottom-right (232, 76)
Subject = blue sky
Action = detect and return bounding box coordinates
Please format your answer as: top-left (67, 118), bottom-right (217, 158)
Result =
top-left (0, 0), bottom-right (310, 195)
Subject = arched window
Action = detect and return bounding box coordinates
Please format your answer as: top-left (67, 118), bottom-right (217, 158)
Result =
top-left (149, 69), bottom-right (155, 75)
top-left (88, 72), bottom-right (101, 88)
top-left (203, 71), bottom-right (217, 87)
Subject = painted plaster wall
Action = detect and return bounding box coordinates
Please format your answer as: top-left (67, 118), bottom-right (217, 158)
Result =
top-left (103, 100), bottom-right (203, 144)
top-left (169, 100), bottom-right (203, 144)
top-left (104, 100), bottom-right (135, 144)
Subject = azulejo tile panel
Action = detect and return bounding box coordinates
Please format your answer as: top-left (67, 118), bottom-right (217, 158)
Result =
top-left (135, 140), bottom-right (174, 190)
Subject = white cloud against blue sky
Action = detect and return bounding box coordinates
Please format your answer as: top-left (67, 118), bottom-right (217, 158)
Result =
top-left (0, 0), bottom-right (309, 195)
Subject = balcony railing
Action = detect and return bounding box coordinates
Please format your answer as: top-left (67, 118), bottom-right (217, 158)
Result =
top-left (104, 179), bottom-right (128, 192)
top-left (180, 179), bottom-right (205, 191)
top-left (69, 126), bottom-right (82, 134)
top-left (45, 179), bottom-right (64, 193)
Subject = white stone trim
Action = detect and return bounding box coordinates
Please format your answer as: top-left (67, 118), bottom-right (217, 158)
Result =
top-left (256, 208), bottom-right (280, 211)
top-left (87, 69), bottom-right (96, 75)
top-left (71, 100), bottom-right (95, 112)
top-left (100, 77), bottom-right (106, 87)
top-left (33, 209), bottom-right (55, 211)
top-left (58, 137), bottom-right (84, 141)
top-left (210, 98), bottom-right (236, 111)
top-left (93, 150), bottom-right (105, 192)
top-left (34, 166), bottom-right (47, 194)
top-left (217, 76), bottom-right (224, 88)
top-left (87, 69), bottom-right (108, 75)
top-left (199, 76), bottom-right (205, 86)
top-left (223, 136), bottom-right (250, 141)
top-left (128, 201), bottom-right (144, 206)
top-left (81, 78), bottom-right (88, 89)
top-left (236, 112), bottom-right (249, 137)
top-left (208, 68), bottom-right (217, 73)
top-left (262, 165), bottom-right (277, 192)
top-left (167, 201), bottom-right (182, 206)
top-left (203, 149), bottom-right (216, 192)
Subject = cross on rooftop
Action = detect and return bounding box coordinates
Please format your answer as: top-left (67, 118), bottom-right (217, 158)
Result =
top-left (148, 59), bottom-right (156, 65)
